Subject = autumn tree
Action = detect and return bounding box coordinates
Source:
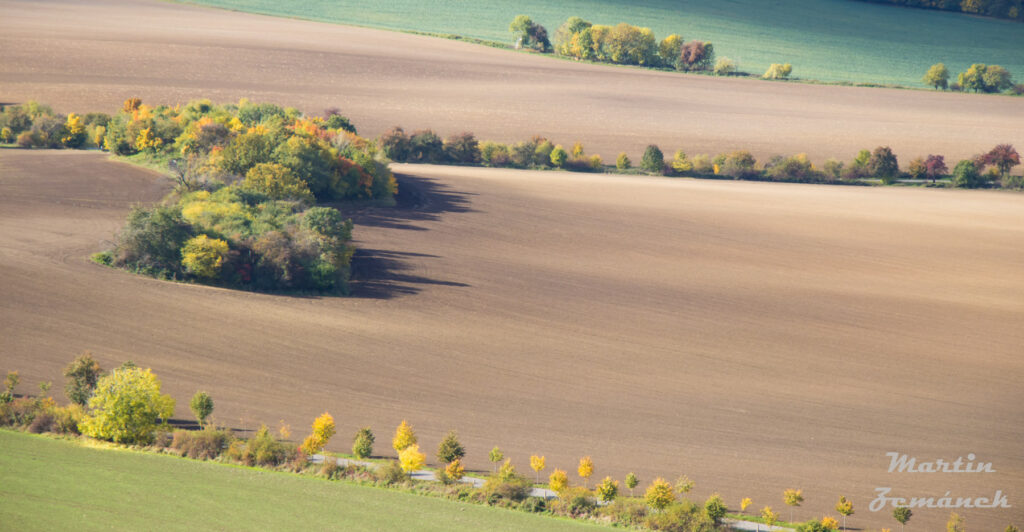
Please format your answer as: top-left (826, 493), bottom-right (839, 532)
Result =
top-left (625, 472), bottom-right (639, 497)
top-left (741, 496), bottom-right (753, 514)
top-left (924, 154), bottom-right (948, 182)
top-left (550, 145), bottom-right (568, 167)
top-left (242, 162), bottom-right (313, 201)
top-left (509, 15), bottom-right (551, 52)
top-left (399, 443), bottom-right (426, 473)
top-left (436, 430), bottom-right (465, 464)
top-left (61, 112), bottom-right (87, 148)
top-left (530, 454), bottom-right (546, 482)
top-left (549, 468), bottom-right (569, 493)
top-left (488, 446), bottom-right (504, 473)
top-left (392, 420), bottom-right (417, 452)
top-left (1, 371), bottom-right (19, 403)
top-left (893, 506), bottom-right (912, 531)
top-left (645, 477), bottom-right (675, 511)
top-left (979, 144), bottom-right (1021, 184)
top-left (907, 157), bottom-right (927, 180)
top-left (616, 152), bottom-right (632, 170)
top-left (821, 516), bottom-right (840, 530)
top-left (180, 235), bottom-right (228, 279)
top-left (445, 458), bottom-right (465, 481)
top-left (705, 493), bottom-right (728, 525)
top-left (79, 365), bottom-right (175, 444)
top-left (63, 352), bottom-right (104, 406)
top-left (578, 456), bottom-right (595, 488)
top-left (596, 476), bottom-right (619, 503)
top-left (947, 512), bottom-right (965, 532)
top-left (835, 495), bottom-right (854, 530)
top-left (352, 427), bottom-right (374, 459)
top-left (784, 488), bottom-right (805, 523)
top-left (301, 412), bottom-right (336, 455)
top-left (867, 146), bottom-right (900, 184)
top-left (923, 63), bottom-right (949, 90)
top-left (677, 40), bottom-right (715, 71)
top-left (659, 34), bottom-right (684, 65)
top-left (189, 391), bottom-right (213, 426)
top-left (675, 475), bottom-right (694, 494)
top-left (762, 506), bottom-right (779, 529)
top-left (764, 63), bottom-right (793, 79)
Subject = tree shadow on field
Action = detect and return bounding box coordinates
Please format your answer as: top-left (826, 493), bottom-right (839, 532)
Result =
top-left (342, 172), bottom-right (476, 299)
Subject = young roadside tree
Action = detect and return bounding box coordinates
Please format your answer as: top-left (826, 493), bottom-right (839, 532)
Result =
top-left (488, 446), bottom-right (504, 473)
top-left (445, 458), bottom-right (465, 481)
top-left (924, 154), bottom-right (948, 183)
top-left (821, 516), bottom-right (840, 531)
top-left (616, 152), bottom-right (632, 170)
top-left (675, 475), bottom-right (695, 495)
top-left (530, 454), bottom-right (546, 483)
top-left (741, 497), bottom-right (753, 514)
top-left (893, 506), bottom-right (912, 531)
top-left (78, 366), bottom-right (175, 444)
top-left (392, 420), bottom-right (417, 452)
top-left (762, 506), bottom-right (780, 529)
top-left (625, 472), bottom-right (639, 497)
top-left (189, 391), bottom-right (213, 426)
top-left (704, 493), bottom-right (728, 525)
top-left (645, 478), bottom-right (675, 511)
top-left (436, 430), bottom-right (465, 464)
top-left (549, 468), bottom-right (569, 493)
top-left (550, 145), bottom-right (568, 168)
top-left (867, 146), bottom-right (900, 184)
top-left (947, 511), bottom-right (965, 532)
top-left (783, 488), bottom-right (804, 523)
top-left (764, 63), bottom-right (793, 80)
top-left (922, 63), bottom-right (949, 90)
top-left (835, 495), bottom-right (854, 530)
top-left (642, 145), bottom-right (665, 174)
top-left (300, 412), bottom-right (336, 456)
top-left (714, 57), bottom-right (737, 76)
top-left (596, 476), bottom-right (619, 503)
top-left (399, 443), bottom-right (426, 474)
top-left (63, 352), bottom-right (104, 406)
top-left (352, 427), bottom-right (375, 459)
top-left (577, 456), bottom-right (594, 488)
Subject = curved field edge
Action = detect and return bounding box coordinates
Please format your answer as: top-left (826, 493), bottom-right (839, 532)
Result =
top-left (174, 0), bottom-right (1024, 88)
top-left (0, 430), bottom-right (605, 532)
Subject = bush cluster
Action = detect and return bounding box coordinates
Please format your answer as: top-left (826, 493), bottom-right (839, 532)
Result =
top-left (553, 16), bottom-right (715, 72)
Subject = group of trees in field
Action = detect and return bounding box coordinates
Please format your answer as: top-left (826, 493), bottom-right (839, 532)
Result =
top-left (1, 98), bottom-right (398, 293)
top-left (4, 354), bottom-right (1020, 532)
top-left (856, 0), bottom-right (1024, 21)
top-left (922, 62), bottom-right (1020, 94)
top-left (509, 15), bottom-right (760, 77)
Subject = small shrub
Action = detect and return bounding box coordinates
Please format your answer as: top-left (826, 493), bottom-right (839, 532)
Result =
top-left (521, 497), bottom-right (547, 513)
top-left (720, 150), bottom-right (758, 179)
top-left (482, 471), bottom-right (533, 503)
top-left (764, 63), bottom-right (793, 80)
top-left (376, 459), bottom-right (408, 485)
top-left (27, 410), bottom-right (56, 434)
top-left (714, 57), bottom-right (737, 76)
top-left (171, 426), bottom-right (233, 460)
top-left (481, 141), bottom-right (512, 167)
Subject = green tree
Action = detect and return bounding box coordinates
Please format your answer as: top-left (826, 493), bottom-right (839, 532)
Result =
top-left (489, 446), bottom-right (504, 473)
top-left (63, 352), bottom-right (104, 406)
top-left (116, 205), bottom-right (192, 275)
top-left (79, 365), bottom-right (175, 444)
top-left (867, 146), bottom-right (900, 184)
top-left (189, 391), bottom-right (213, 426)
top-left (704, 493), bottom-right (728, 525)
top-left (923, 63), bottom-right (949, 90)
top-left (1, 371), bottom-right (20, 403)
top-left (658, 34), bottom-right (684, 65)
top-left (625, 472), bottom-right (639, 497)
top-left (436, 430), bottom-right (465, 464)
top-left (242, 162), bottom-right (313, 201)
top-left (982, 65), bottom-right (1013, 93)
top-left (595, 476), bottom-right (619, 503)
top-left (352, 427), bottom-right (375, 459)
top-left (893, 506), bottom-right (912, 531)
top-left (550, 144), bottom-right (568, 167)
top-left (958, 64), bottom-right (989, 92)
top-left (642, 144), bottom-right (665, 174)
top-left (952, 159), bottom-right (985, 188)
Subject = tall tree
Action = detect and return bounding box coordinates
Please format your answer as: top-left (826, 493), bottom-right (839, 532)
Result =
top-left (922, 63), bottom-right (950, 90)
top-left (63, 352), bottom-right (104, 406)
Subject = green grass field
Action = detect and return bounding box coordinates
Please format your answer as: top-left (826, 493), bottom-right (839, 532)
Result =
top-left (180, 0), bottom-right (1023, 87)
top-left (0, 430), bottom-right (603, 531)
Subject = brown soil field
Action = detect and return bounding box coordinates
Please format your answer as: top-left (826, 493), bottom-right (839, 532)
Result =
top-left (1, 0), bottom-right (1022, 164)
top-left (1, 149), bottom-right (1022, 529)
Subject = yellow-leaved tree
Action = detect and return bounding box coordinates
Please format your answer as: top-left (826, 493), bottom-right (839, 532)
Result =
top-left (577, 456), bottom-right (594, 488)
top-left (78, 365), bottom-right (174, 444)
top-left (821, 516), bottom-right (840, 530)
top-left (530, 455), bottom-right (546, 483)
top-left (762, 506), bottom-right (779, 528)
top-left (741, 497), bottom-right (753, 514)
top-left (300, 412), bottom-right (336, 456)
top-left (61, 113), bottom-right (86, 148)
top-left (392, 420), bottom-right (417, 452)
top-left (399, 444), bottom-right (425, 473)
top-left (549, 469), bottom-right (569, 493)
top-left (835, 495), bottom-right (854, 530)
top-left (595, 476), bottom-right (619, 503)
top-left (180, 235), bottom-right (229, 279)
top-left (242, 162), bottom-right (313, 202)
top-left (783, 488), bottom-right (804, 523)
top-left (645, 477), bottom-right (675, 511)
top-left (445, 458), bottom-right (465, 481)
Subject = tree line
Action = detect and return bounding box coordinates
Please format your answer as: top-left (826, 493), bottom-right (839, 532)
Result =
top-left (922, 62), bottom-right (1020, 94)
top-left (855, 0), bottom-right (1023, 21)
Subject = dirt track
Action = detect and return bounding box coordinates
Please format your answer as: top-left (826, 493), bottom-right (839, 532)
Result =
top-left (1, 150), bottom-right (1021, 529)
top-left (1, 0), bottom-right (1022, 164)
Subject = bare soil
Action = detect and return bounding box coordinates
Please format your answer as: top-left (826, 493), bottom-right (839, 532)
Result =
top-left (1, 149), bottom-right (1021, 529)
top-left (0, 0), bottom-right (1022, 164)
